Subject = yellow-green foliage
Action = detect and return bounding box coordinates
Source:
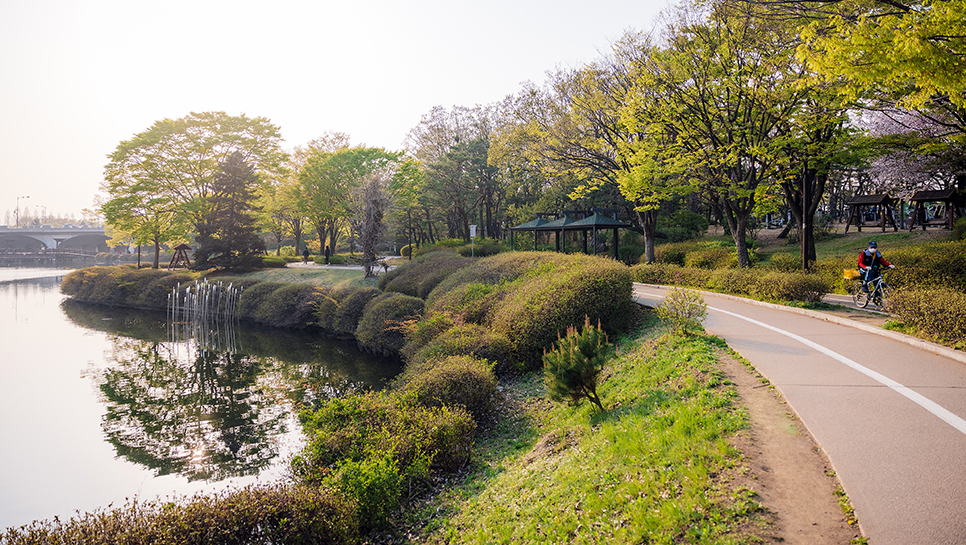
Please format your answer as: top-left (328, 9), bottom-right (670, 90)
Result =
top-left (248, 283), bottom-right (327, 329)
top-left (650, 240), bottom-right (754, 268)
top-left (631, 263), bottom-right (830, 303)
top-left (379, 248), bottom-right (474, 298)
top-left (61, 266), bottom-right (191, 309)
top-left (888, 287), bottom-right (966, 348)
top-left (394, 355), bottom-right (498, 420)
top-left (656, 288), bottom-right (708, 336)
top-left (766, 252), bottom-right (801, 272)
top-left (488, 254), bottom-right (633, 369)
top-left (406, 323), bottom-right (514, 374)
top-left (0, 484), bottom-right (356, 545)
top-left (293, 390), bottom-right (476, 482)
top-left (354, 293), bottom-right (425, 353)
top-left (332, 287), bottom-right (380, 334)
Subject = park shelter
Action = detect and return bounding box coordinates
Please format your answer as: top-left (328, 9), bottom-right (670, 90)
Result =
top-left (508, 216), bottom-right (549, 250)
top-left (509, 211), bottom-right (631, 259)
top-left (908, 188), bottom-right (962, 230)
top-left (168, 244), bottom-right (192, 269)
top-left (564, 213), bottom-right (630, 259)
top-left (844, 194), bottom-right (898, 233)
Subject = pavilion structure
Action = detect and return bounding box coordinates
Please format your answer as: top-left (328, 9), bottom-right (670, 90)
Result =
top-left (844, 194), bottom-right (898, 233)
top-left (908, 188), bottom-right (962, 231)
top-left (509, 210), bottom-right (631, 259)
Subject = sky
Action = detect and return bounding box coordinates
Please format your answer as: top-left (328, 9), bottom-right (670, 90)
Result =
top-left (0, 0), bottom-right (669, 223)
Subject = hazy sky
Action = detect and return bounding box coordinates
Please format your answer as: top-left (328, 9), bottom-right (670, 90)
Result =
top-left (1, 0), bottom-right (667, 222)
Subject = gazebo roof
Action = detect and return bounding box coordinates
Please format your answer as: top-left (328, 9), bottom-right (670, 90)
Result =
top-left (846, 194), bottom-right (894, 205)
top-left (534, 215), bottom-right (578, 230)
top-left (564, 213), bottom-right (630, 230)
top-left (509, 217), bottom-right (549, 231)
top-left (910, 188), bottom-right (957, 202)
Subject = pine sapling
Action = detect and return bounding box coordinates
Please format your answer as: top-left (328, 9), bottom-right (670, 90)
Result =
top-left (542, 316), bottom-right (613, 412)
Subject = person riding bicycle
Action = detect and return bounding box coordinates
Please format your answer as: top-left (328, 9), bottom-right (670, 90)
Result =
top-left (857, 240), bottom-right (894, 291)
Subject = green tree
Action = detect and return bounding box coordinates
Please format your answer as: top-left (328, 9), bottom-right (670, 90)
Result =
top-left (628, 2), bottom-right (808, 266)
top-left (103, 111), bottom-right (287, 246)
top-left (789, 0), bottom-right (966, 111)
top-left (542, 316), bottom-right (614, 412)
top-left (98, 179), bottom-right (189, 269)
top-left (193, 152), bottom-right (266, 270)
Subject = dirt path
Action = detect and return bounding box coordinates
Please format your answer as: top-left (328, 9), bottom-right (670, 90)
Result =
top-left (720, 351), bottom-right (862, 544)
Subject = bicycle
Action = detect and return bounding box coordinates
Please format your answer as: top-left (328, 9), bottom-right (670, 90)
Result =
top-left (850, 267), bottom-right (892, 309)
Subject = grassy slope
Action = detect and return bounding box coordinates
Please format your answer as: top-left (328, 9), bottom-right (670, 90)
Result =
top-left (232, 267), bottom-right (376, 288)
top-left (407, 315), bottom-right (768, 544)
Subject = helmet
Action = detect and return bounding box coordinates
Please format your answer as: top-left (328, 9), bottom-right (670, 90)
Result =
top-left (868, 241), bottom-right (877, 248)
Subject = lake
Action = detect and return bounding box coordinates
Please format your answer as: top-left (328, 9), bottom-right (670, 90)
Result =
top-left (0, 268), bottom-right (401, 530)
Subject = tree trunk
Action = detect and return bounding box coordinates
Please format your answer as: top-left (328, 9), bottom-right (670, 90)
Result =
top-left (637, 207), bottom-right (658, 264)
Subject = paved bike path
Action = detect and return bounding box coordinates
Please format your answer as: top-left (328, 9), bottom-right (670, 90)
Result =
top-left (633, 284), bottom-right (966, 545)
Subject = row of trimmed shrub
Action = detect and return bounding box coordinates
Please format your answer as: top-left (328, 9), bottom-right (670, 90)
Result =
top-left (887, 287), bottom-right (966, 349)
top-left (1, 484), bottom-right (355, 545)
top-left (632, 262), bottom-right (830, 302)
top-left (59, 267), bottom-right (425, 356)
top-left (392, 251), bottom-right (634, 372)
top-left (649, 239), bottom-right (759, 269)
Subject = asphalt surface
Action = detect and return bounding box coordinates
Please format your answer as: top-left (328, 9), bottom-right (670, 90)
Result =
top-left (633, 284), bottom-right (966, 545)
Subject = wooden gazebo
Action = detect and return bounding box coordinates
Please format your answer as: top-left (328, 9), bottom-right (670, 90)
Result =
top-left (908, 188), bottom-right (962, 231)
top-left (845, 194), bottom-right (898, 233)
top-left (168, 244), bottom-right (192, 269)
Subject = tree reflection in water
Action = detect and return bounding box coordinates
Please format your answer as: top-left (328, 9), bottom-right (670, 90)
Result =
top-left (62, 300), bottom-right (402, 482)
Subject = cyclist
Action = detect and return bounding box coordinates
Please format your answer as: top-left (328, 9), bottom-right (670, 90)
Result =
top-left (857, 240), bottom-right (894, 292)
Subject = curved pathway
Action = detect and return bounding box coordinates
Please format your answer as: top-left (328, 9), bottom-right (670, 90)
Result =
top-left (633, 284), bottom-right (966, 545)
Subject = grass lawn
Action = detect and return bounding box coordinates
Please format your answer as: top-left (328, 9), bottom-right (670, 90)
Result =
top-left (409, 314), bottom-right (768, 544)
top-left (237, 266), bottom-right (377, 288)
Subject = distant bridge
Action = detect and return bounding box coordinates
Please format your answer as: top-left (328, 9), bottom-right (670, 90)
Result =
top-left (0, 225), bottom-right (110, 253)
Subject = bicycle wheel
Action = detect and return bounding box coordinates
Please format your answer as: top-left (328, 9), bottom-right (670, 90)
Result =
top-left (852, 281), bottom-right (869, 308)
top-left (876, 282), bottom-right (892, 309)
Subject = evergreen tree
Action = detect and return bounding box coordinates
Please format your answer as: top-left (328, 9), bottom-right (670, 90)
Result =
top-left (194, 152), bottom-right (266, 270)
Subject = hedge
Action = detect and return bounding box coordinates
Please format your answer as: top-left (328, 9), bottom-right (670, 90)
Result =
top-left (354, 293), bottom-right (425, 354)
top-left (0, 484), bottom-right (356, 545)
top-left (393, 355), bottom-right (498, 420)
top-left (888, 287), bottom-right (966, 348)
top-left (379, 249), bottom-right (473, 298)
top-left (631, 263), bottom-right (830, 303)
top-left (404, 323), bottom-right (514, 374)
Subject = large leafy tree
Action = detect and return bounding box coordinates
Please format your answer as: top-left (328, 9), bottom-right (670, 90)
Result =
top-left (193, 152), bottom-right (266, 270)
top-left (98, 178), bottom-right (189, 268)
top-left (298, 146), bottom-right (399, 253)
top-left (785, 0), bottom-right (966, 111)
top-left (627, 2), bottom-right (809, 266)
top-left (102, 111), bottom-right (287, 252)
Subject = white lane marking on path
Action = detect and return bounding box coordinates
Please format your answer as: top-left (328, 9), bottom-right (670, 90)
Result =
top-left (635, 289), bottom-right (966, 436)
top-left (708, 305), bottom-right (966, 437)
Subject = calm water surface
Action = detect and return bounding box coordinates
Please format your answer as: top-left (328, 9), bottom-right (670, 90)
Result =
top-left (0, 269), bottom-right (401, 529)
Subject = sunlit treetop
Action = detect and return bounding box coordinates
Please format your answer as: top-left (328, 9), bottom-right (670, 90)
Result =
top-left (788, 0), bottom-right (966, 109)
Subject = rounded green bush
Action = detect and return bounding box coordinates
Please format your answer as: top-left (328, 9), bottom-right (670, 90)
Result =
top-left (767, 252), bottom-right (801, 273)
top-left (259, 255), bottom-right (288, 268)
top-left (396, 355), bottom-right (497, 420)
top-left (355, 293), bottom-right (425, 353)
top-left (137, 272), bottom-right (195, 309)
top-left (379, 249), bottom-right (473, 298)
top-left (236, 281), bottom-right (286, 319)
top-left (489, 254), bottom-right (633, 370)
top-left (888, 287), bottom-right (966, 347)
top-left (407, 323), bottom-right (515, 373)
top-left (333, 287), bottom-right (381, 334)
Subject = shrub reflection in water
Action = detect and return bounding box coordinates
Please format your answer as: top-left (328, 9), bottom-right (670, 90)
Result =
top-left (61, 299), bottom-right (402, 482)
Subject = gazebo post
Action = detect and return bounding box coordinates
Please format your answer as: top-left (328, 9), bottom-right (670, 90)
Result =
top-left (613, 228), bottom-right (619, 260)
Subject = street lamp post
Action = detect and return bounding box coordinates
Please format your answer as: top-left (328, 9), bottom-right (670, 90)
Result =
top-left (15, 195), bottom-right (29, 228)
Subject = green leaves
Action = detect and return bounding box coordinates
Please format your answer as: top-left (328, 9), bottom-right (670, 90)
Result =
top-left (543, 316), bottom-right (614, 411)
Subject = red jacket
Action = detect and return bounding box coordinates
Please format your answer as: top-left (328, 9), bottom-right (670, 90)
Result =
top-left (858, 249), bottom-right (892, 269)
